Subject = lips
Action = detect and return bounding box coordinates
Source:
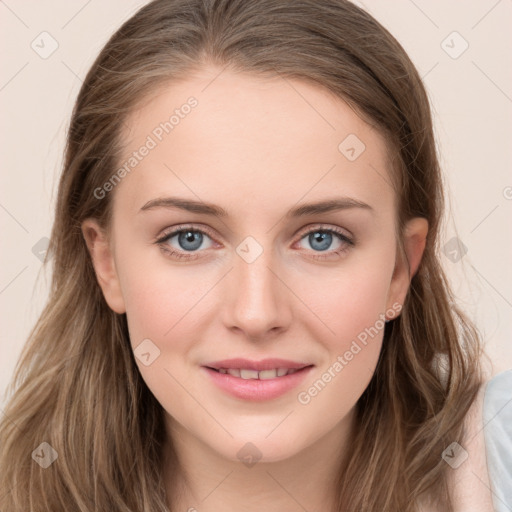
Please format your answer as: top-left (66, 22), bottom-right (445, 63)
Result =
top-left (201, 358), bottom-right (314, 401)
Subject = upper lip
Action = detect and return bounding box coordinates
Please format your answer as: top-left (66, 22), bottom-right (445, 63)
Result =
top-left (204, 358), bottom-right (313, 371)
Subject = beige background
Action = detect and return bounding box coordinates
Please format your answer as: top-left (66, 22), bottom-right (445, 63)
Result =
top-left (1, 0), bottom-right (511, 405)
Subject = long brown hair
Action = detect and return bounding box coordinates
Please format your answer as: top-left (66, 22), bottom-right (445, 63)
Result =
top-left (0, 1), bottom-right (484, 510)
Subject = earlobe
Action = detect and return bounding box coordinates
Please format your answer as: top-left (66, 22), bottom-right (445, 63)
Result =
top-left (386, 217), bottom-right (428, 317)
top-left (81, 219), bottom-right (126, 314)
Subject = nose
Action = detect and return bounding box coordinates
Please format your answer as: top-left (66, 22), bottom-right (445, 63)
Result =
top-left (221, 242), bottom-right (292, 342)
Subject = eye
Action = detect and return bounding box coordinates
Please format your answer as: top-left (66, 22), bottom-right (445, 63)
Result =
top-left (295, 225), bottom-right (354, 260)
top-left (155, 224), bottom-right (217, 261)
top-left (154, 223), bottom-right (355, 262)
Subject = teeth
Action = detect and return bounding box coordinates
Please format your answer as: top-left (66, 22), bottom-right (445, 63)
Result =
top-left (259, 369), bottom-right (278, 380)
top-left (216, 367), bottom-right (304, 379)
top-left (240, 369), bottom-right (259, 379)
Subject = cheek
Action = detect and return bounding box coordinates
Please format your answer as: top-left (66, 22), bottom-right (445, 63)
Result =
top-left (119, 259), bottom-right (206, 347)
top-left (293, 267), bottom-right (392, 426)
top-left (304, 258), bottom-right (394, 349)
top-left (117, 257), bottom-right (210, 411)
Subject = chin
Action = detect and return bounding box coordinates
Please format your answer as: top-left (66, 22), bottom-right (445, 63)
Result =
top-left (213, 434), bottom-right (305, 466)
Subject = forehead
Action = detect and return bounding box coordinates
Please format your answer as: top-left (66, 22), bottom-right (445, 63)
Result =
top-left (113, 66), bottom-right (395, 221)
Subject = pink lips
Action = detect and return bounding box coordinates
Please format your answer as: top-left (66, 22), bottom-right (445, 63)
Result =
top-left (201, 358), bottom-right (314, 402)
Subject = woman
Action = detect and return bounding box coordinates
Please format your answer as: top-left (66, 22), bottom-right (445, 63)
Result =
top-left (0, 1), bottom-right (497, 510)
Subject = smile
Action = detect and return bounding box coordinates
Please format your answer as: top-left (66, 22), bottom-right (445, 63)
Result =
top-left (202, 364), bottom-right (314, 401)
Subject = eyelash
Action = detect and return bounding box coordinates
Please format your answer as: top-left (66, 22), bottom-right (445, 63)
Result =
top-left (154, 223), bottom-right (355, 262)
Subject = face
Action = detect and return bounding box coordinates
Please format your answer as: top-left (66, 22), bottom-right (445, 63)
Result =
top-left (83, 66), bottom-right (427, 465)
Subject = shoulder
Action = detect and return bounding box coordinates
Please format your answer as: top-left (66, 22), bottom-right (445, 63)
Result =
top-left (480, 369), bottom-right (512, 511)
top-left (446, 370), bottom-right (512, 512)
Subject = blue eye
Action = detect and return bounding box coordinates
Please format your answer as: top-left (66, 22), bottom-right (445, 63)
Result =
top-left (297, 227), bottom-right (354, 260)
top-left (155, 224), bottom-right (354, 261)
top-left (305, 231), bottom-right (335, 251)
top-left (172, 230), bottom-right (206, 251)
top-left (156, 226), bottom-right (214, 260)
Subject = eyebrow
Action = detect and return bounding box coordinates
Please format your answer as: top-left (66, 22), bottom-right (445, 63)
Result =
top-left (139, 196), bottom-right (374, 217)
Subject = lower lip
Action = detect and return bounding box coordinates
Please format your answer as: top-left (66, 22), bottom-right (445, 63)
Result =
top-left (201, 366), bottom-right (314, 402)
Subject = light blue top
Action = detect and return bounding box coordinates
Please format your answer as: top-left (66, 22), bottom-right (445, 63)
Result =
top-left (483, 369), bottom-right (512, 511)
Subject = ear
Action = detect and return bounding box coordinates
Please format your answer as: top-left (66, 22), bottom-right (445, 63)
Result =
top-left (386, 217), bottom-right (428, 317)
top-left (81, 218), bottom-right (126, 314)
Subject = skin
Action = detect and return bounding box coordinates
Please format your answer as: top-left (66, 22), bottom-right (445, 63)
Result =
top-left (82, 66), bottom-right (429, 511)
